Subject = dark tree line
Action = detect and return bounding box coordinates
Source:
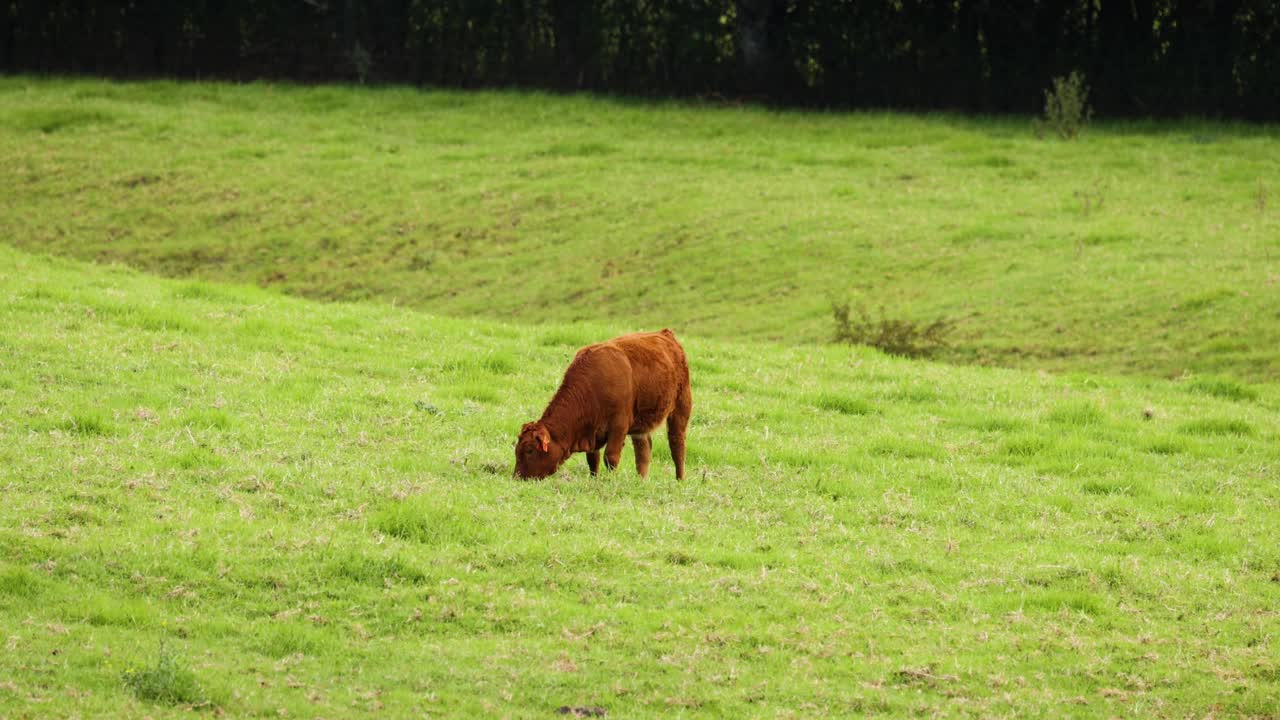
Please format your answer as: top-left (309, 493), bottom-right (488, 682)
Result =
top-left (3, 0), bottom-right (1277, 119)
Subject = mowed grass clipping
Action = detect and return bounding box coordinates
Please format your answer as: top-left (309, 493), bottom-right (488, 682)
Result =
top-left (2, 245), bottom-right (1280, 717)
top-left (2, 77), bottom-right (1279, 380)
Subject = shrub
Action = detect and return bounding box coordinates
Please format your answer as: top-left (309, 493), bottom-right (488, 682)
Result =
top-left (1039, 71), bottom-right (1093, 140)
top-left (121, 642), bottom-right (207, 706)
top-left (831, 302), bottom-right (955, 358)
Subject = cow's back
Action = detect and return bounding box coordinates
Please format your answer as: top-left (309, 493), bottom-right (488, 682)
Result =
top-left (604, 330), bottom-right (688, 434)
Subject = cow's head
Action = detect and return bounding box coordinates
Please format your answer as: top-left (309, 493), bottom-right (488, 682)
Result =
top-left (514, 421), bottom-right (564, 479)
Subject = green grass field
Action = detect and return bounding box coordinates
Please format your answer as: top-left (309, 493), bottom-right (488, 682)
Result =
top-left (3, 78), bottom-right (1280, 717)
top-left (3, 77), bottom-right (1279, 380)
top-left (3, 244), bottom-right (1279, 717)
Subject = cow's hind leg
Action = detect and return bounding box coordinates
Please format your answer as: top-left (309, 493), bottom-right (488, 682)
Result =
top-left (631, 434), bottom-right (652, 478)
top-left (667, 389), bottom-right (692, 480)
top-left (586, 450), bottom-right (600, 476)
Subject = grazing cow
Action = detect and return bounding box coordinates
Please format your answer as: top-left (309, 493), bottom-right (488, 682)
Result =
top-left (514, 329), bottom-right (691, 480)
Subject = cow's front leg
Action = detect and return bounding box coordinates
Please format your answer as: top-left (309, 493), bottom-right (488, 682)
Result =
top-left (603, 430), bottom-right (627, 472)
top-left (586, 450), bottom-right (600, 476)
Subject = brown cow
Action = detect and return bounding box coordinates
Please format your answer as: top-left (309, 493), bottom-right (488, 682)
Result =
top-left (514, 329), bottom-right (691, 480)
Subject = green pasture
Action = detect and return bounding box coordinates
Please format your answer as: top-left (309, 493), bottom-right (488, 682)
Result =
top-left (3, 77), bottom-right (1279, 717)
top-left (2, 245), bottom-right (1278, 717)
top-left (2, 77), bottom-right (1278, 380)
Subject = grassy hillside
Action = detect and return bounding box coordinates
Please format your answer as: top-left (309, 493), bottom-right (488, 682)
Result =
top-left (2, 77), bottom-right (1279, 380)
top-left (2, 244), bottom-right (1278, 717)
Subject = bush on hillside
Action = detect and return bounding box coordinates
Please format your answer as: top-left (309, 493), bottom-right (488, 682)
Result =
top-left (121, 642), bottom-right (208, 706)
top-left (831, 302), bottom-right (955, 358)
top-left (1038, 71), bottom-right (1093, 140)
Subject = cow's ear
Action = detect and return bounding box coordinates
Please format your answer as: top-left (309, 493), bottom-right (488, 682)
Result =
top-left (538, 437), bottom-right (549, 452)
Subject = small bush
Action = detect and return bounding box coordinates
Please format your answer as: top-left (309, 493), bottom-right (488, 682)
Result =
top-left (121, 642), bottom-right (207, 706)
top-left (1038, 71), bottom-right (1093, 140)
top-left (831, 302), bottom-right (955, 358)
